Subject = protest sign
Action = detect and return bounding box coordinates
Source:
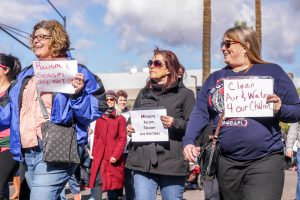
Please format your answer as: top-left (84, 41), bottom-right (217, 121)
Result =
top-left (33, 60), bottom-right (78, 94)
top-left (130, 109), bottom-right (169, 142)
top-left (223, 77), bottom-right (274, 118)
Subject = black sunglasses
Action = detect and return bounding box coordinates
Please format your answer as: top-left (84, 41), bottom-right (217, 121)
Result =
top-left (220, 40), bottom-right (240, 48)
top-left (147, 60), bottom-right (164, 68)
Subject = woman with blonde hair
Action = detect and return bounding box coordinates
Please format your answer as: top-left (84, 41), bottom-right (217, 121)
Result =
top-left (183, 26), bottom-right (300, 200)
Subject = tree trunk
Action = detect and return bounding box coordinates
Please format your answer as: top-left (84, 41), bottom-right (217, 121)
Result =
top-left (255, 0), bottom-right (262, 52)
top-left (202, 0), bottom-right (211, 84)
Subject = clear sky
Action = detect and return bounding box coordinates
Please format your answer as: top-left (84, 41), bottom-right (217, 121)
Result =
top-left (0, 0), bottom-right (300, 76)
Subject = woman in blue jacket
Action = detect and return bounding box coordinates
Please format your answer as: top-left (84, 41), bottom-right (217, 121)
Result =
top-left (183, 26), bottom-right (300, 200)
top-left (0, 20), bottom-right (107, 200)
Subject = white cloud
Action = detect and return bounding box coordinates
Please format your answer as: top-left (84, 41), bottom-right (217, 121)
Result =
top-left (103, 0), bottom-right (300, 66)
top-left (74, 38), bottom-right (96, 49)
top-left (0, 0), bottom-right (50, 25)
top-left (104, 0), bottom-right (202, 48)
top-left (262, 1), bottom-right (300, 63)
top-left (69, 11), bottom-right (96, 33)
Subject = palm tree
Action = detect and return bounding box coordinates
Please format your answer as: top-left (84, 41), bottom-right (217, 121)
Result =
top-left (255, 0), bottom-right (262, 51)
top-left (202, 0), bottom-right (211, 84)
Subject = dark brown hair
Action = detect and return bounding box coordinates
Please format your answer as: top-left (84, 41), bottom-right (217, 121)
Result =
top-left (31, 20), bottom-right (70, 58)
top-left (146, 48), bottom-right (185, 89)
top-left (117, 90), bottom-right (128, 99)
top-left (0, 53), bottom-right (21, 81)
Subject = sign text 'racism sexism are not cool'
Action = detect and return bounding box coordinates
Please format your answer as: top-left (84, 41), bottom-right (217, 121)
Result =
top-left (33, 60), bottom-right (78, 94)
top-left (223, 77), bottom-right (274, 118)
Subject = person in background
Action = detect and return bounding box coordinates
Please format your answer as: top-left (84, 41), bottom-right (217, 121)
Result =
top-left (183, 26), bottom-right (300, 200)
top-left (0, 53), bottom-right (21, 200)
top-left (286, 122), bottom-right (300, 200)
top-left (117, 90), bottom-right (130, 120)
top-left (117, 90), bottom-right (134, 200)
top-left (89, 90), bottom-right (127, 200)
top-left (126, 48), bottom-right (195, 200)
top-left (0, 20), bottom-right (107, 200)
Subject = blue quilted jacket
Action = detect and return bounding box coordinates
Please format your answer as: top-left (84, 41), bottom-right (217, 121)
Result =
top-left (0, 64), bottom-right (107, 161)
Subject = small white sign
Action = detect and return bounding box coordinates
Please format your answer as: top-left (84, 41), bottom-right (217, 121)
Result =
top-left (223, 77), bottom-right (274, 118)
top-left (130, 109), bottom-right (169, 142)
top-left (33, 60), bottom-right (78, 94)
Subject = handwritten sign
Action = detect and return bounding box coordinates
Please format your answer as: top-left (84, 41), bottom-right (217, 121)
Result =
top-left (223, 77), bottom-right (274, 118)
top-left (130, 109), bottom-right (169, 142)
top-left (33, 60), bottom-right (78, 94)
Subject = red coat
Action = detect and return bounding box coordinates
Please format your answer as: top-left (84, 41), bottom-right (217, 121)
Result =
top-left (89, 113), bottom-right (127, 191)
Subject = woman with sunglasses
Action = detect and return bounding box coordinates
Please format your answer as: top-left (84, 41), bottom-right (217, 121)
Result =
top-left (89, 90), bottom-right (127, 200)
top-left (0, 53), bottom-right (21, 200)
top-left (183, 26), bottom-right (300, 200)
top-left (126, 48), bottom-right (195, 200)
top-left (0, 20), bottom-right (107, 200)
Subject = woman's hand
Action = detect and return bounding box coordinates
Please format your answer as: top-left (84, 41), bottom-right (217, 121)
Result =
top-left (110, 157), bottom-right (116, 163)
top-left (72, 73), bottom-right (85, 94)
top-left (183, 144), bottom-right (201, 163)
top-left (126, 124), bottom-right (135, 136)
top-left (160, 115), bottom-right (174, 128)
top-left (266, 94), bottom-right (282, 113)
top-left (286, 149), bottom-right (293, 158)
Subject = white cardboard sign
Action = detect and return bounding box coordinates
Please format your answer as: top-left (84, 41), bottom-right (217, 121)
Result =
top-left (223, 77), bottom-right (274, 118)
top-left (33, 60), bottom-right (78, 94)
top-left (130, 109), bottom-right (169, 142)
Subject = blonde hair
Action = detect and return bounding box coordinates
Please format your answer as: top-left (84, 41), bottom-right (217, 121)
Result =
top-left (224, 26), bottom-right (267, 64)
top-left (31, 20), bottom-right (70, 58)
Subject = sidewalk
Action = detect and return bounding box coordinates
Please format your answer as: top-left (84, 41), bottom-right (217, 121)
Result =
top-left (65, 170), bottom-right (297, 200)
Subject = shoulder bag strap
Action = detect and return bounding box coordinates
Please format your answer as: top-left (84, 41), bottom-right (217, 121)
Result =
top-left (36, 88), bottom-right (50, 121)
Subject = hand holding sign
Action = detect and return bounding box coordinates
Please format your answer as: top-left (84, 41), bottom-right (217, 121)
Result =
top-left (126, 124), bottom-right (135, 136)
top-left (71, 73), bottom-right (85, 94)
top-left (266, 94), bottom-right (282, 113)
top-left (160, 115), bottom-right (174, 128)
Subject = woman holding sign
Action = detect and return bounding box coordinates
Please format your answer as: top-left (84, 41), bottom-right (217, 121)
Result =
top-left (0, 20), bottom-right (107, 200)
top-left (126, 48), bottom-right (195, 200)
top-left (183, 26), bottom-right (300, 200)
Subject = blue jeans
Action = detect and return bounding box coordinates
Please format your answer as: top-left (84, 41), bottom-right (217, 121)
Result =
top-left (22, 141), bottom-right (77, 200)
top-left (133, 171), bottom-right (186, 200)
top-left (297, 150), bottom-right (300, 200)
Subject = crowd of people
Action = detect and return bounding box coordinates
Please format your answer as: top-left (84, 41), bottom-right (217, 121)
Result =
top-left (1, 19), bottom-right (300, 200)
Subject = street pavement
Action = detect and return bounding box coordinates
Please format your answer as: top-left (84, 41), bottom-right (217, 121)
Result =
top-left (64, 170), bottom-right (297, 200)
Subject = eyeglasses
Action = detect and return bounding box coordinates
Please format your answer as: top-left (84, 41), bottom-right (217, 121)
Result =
top-left (147, 60), bottom-right (164, 68)
top-left (220, 40), bottom-right (240, 48)
top-left (31, 34), bottom-right (51, 41)
top-left (106, 98), bottom-right (115, 102)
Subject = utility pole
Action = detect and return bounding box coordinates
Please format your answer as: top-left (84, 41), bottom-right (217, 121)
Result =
top-left (46, 0), bottom-right (66, 29)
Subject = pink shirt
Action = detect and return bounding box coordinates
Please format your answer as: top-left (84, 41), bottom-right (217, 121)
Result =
top-left (19, 77), bottom-right (52, 148)
top-left (0, 90), bottom-right (9, 152)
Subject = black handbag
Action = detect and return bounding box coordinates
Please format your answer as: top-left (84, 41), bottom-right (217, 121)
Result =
top-left (198, 112), bottom-right (224, 180)
top-left (37, 90), bottom-right (80, 164)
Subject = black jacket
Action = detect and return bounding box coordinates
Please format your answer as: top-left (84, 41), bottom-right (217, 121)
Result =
top-left (125, 79), bottom-right (195, 176)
